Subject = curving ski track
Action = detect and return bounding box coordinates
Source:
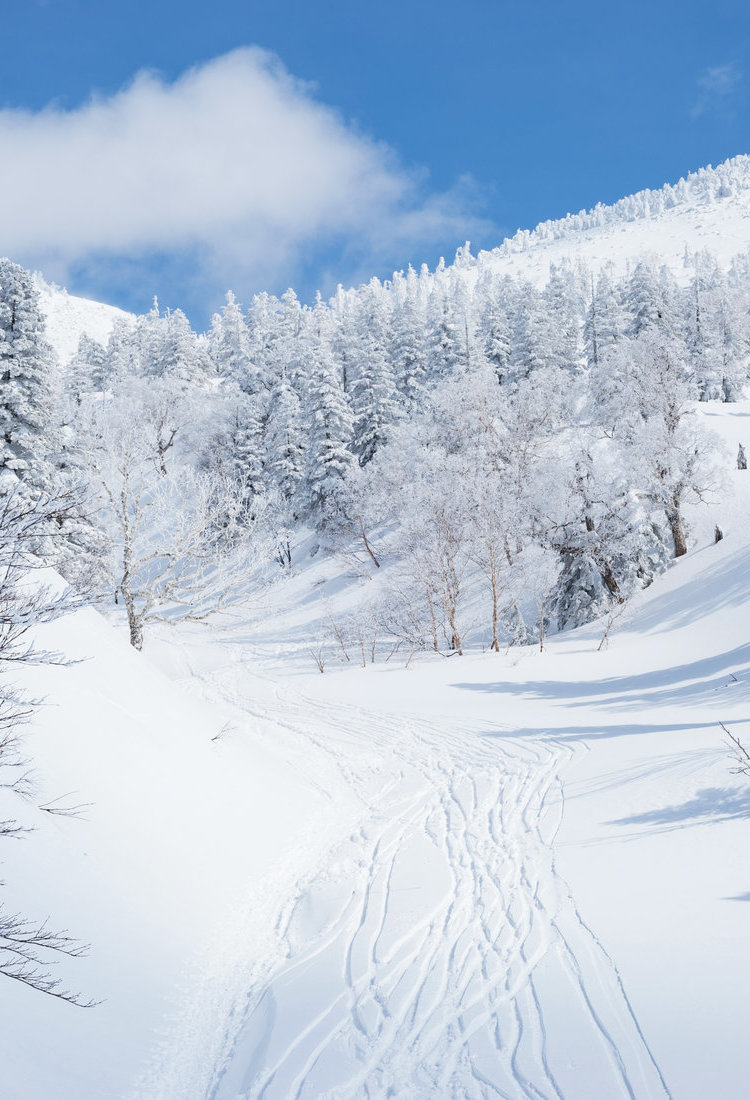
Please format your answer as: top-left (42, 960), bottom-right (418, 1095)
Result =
top-left (137, 645), bottom-right (671, 1100)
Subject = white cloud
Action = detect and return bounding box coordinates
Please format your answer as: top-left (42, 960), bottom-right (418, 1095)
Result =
top-left (0, 49), bottom-right (493, 311)
top-left (692, 62), bottom-right (742, 118)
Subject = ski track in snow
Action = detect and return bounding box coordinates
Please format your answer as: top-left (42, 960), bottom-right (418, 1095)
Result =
top-left (136, 643), bottom-right (671, 1100)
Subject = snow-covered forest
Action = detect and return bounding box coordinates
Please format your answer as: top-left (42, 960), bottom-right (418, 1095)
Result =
top-left (3, 153), bottom-right (750, 1098)
top-left (5, 188), bottom-right (750, 656)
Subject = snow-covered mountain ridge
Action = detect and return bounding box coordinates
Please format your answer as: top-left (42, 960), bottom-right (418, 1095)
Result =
top-left (34, 153), bottom-right (750, 368)
top-left (34, 275), bottom-right (132, 363)
top-left (465, 153), bottom-right (750, 287)
top-left (484, 154), bottom-right (749, 260)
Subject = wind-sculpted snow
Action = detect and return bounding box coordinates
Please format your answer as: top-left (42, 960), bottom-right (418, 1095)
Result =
top-left (136, 650), bottom-right (670, 1100)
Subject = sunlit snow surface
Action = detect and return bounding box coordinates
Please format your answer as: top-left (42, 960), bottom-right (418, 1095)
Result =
top-left (131, 401), bottom-right (747, 1100)
top-left (0, 401), bottom-right (743, 1098)
top-left (35, 276), bottom-right (131, 363)
top-left (5, 168), bottom-right (750, 1097)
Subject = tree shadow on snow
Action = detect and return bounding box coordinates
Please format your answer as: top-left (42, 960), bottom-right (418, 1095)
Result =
top-left (609, 785), bottom-right (750, 832)
top-left (478, 720), bottom-right (745, 743)
top-left (622, 549), bottom-right (750, 635)
top-left (452, 643), bottom-right (750, 715)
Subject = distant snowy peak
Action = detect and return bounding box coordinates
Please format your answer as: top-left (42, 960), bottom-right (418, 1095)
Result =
top-left (465, 153), bottom-right (750, 287)
top-left (34, 277), bottom-right (132, 364)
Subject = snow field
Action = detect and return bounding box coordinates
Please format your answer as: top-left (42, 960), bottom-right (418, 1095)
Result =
top-left (1, 403), bottom-right (748, 1099)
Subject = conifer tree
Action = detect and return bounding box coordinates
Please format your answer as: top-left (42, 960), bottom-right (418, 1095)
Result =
top-left (350, 280), bottom-right (399, 465)
top-left (510, 283), bottom-right (551, 379)
top-left (583, 268), bottom-right (626, 368)
top-left (476, 277), bottom-right (513, 385)
top-left (389, 268), bottom-right (428, 406)
top-left (543, 262), bottom-right (583, 372)
top-left (66, 334), bottom-right (107, 404)
top-left (305, 332), bottom-right (355, 510)
top-left (266, 369), bottom-right (305, 507)
top-left (0, 260), bottom-right (59, 482)
top-left (210, 291), bottom-right (255, 390)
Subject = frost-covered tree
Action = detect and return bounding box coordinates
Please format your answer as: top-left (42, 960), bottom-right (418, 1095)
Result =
top-left (389, 268), bottom-right (428, 406)
top-left (153, 308), bottom-right (213, 386)
top-left (625, 262), bottom-right (680, 340)
top-left (266, 370), bottom-right (305, 507)
top-left (510, 283), bottom-right (553, 379)
top-left (79, 391), bottom-right (266, 649)
top-left (475, 274), bottom-right (516, 386)
top-left (584, 268), bottom-right (627, 369)
top-left (209, 291), bottom-right (255, 389)
top-left (305, 331), bottom-right (355, 510)
top-left (543, 262), bottom-right (583, 372)
top-left (547, 447), bottom-right (670, 630)
top-left (425, 264), bottom-right (471, 380)
top-left (66, 334), bottom-right (108, 403)
top-left (350, 281), bottom-right (400, 465)
top-left (0, 260), bottom-right (59, 482)
top-left (596, 331), bottom-right (716, 557)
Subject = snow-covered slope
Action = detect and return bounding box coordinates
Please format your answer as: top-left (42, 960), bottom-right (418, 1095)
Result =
top-left (1, 400), bottom-right (747, 1099)
top-left (0, 599), bottom-right (354, 1098)
top-left (32, 154), bottom-right (750, 366)
top-left (139, 401), bottom-right (750, 1099)
top-left (466, 154), bottom-right (750, 287)
top-left (5, 157), bottom-right (750, 1099)
top-left (34, 276), bottom-right (132, 363)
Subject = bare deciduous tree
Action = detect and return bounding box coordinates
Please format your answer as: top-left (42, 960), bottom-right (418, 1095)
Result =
top-left (0, 482), bottom-right (95, 1005)
top-left (79, 390), bottom-right (273, 649)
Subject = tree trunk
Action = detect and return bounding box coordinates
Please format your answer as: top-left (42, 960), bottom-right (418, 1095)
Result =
top-left (667, 502), bottom-right (688, 558)
top-left (490, 570), bottom-right (499, 651)
top-left (126, 601), bottom-right (144, 650)
top-left (600, 563), bottom-right (624, 601)
top-left (120, 485), bottom-right (143, 648)
top-left (426, 587), bottom-right (439, 653)
top-left (359, 517), bottom-right (380, 568)
top-left (448, 602), bottom-right (463, 655)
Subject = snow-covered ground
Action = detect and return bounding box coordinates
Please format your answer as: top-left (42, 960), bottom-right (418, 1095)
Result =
top-left (2, 400), bottom-right (749, 1097)
top-left (477, 182), bottom-right (750, 289)
top-left (6, 154), bottom-right (750, 1098)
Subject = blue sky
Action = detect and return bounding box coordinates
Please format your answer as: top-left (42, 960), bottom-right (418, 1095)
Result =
top-left (3, 0), bottom-right (750, 325)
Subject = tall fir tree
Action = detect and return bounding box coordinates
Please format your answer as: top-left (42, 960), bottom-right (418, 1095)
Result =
top-left (0, 260), bottom-right (59, 483)
top-left (305, 329), bottom-right (355, 510)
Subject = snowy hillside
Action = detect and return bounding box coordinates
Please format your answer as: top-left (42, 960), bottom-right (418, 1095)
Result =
top-left (471, 153), bottom-right (750, 287)
top-left (32, 153), bottom-right (750, 368)
top-left (34, 276), bottom-right (131, 363)
top-left (1, 400), bottom-right (749, 1098)
top-left (3, 155), bottom-right (750, 1100)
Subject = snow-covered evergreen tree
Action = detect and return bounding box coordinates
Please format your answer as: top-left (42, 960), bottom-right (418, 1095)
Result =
top-left (66, 334), bottom-right (108, 403)
top-left (389, 268), bottom-right (428, 406)
top-left (583, 267), bottom-right (627, 368)
top-left (0, 260), bottom-right (59, 483)
top-left (266, 369), bottom-right (305, 507)
top-left (350, 280), bottom-right (400, 465)
top-left (305, 330), bottom-right (355, 510)
top-left (209, 291), bottom-right (255, 390)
